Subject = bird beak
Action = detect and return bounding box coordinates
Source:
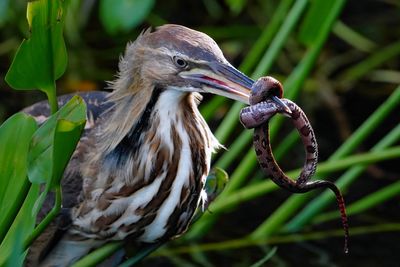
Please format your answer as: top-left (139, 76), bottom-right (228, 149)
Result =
top-left (179, 62), bottom-right (253, 104)
top-left (179, 62), bottom-right (291, 114)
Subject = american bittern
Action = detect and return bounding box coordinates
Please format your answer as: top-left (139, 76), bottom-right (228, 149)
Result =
top-left (24, 24), bottom-right (266, 266)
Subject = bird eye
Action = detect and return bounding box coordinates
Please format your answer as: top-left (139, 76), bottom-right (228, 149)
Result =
top-left (173, 56), bottom-right (188, 69)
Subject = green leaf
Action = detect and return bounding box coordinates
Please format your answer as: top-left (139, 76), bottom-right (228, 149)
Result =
top-left (0, 184), bottom-right (40, 266)
top-left (224, 0), bottom-right (247, 15)
top-left (249, 247), bottom-right (277, 267)
top-left (99, 0), bottom-right (155, 34)
top-left (5, 0), bottom-right (68, 92)
top-left (4, 227), bottom-right (24, 267)
top-left (298, 0), bottom-right (336, 46)
top-left (28, 96), bottom-right (85, 222)
top-left (0, 113), bottom-right (38, 243)
top-left (204, 167), bottom-right (229, 202)
top-left (0, 0), bottom-right (11, 26)
top-left (28, 95), bottom-right (86, 187)
top-left (52, 119), bottom-right (85, 187)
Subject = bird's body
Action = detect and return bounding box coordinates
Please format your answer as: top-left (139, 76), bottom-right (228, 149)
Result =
top-left (72, 90), bottom-right (217, 243)
top-left (24, 24), bottom-right (255, 266)
top-left (26, 90), bottom-right (218, 266)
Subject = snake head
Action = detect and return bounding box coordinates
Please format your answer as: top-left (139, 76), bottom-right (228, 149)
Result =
top-left (249, 76), bottom-right (283, 105)
top-left (250, 76), bottom-right (291, 115)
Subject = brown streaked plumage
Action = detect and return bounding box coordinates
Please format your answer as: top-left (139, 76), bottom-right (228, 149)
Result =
top-left (24, 25), bottom-right (256, 266)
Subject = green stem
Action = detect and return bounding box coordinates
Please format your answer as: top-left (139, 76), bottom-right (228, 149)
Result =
top-left (200, 0), bottom-right (295, 126)
top-left (44, 83), bottom-right (59, 114)
top-left (213, 102), bottom-right (244, 143)
top-left (240, 0), bottom-right (295, 74)
top-left (333, 88), bottom-right (400, 160)
top-left (214, 0), bottom-right (306, 144)
top-left (273, 130), bottom-right (299, 160)
top-left (200, 96), bottom-right (226, 121)
top-left (285, 119), bottom-right (400, 231)
top-left (118, 243), bottom-right (163, 267)
top-left (250, 87), bottom-right (400, 238)
top-left (215, 25), bottom-right (334, 194)
top-left (332, 20), bottom-right (376, 52)
top-left (340, 40), bottom-right (400, 83)
top-left (24, 185), bottom-right (61, 249)
top-left (188, 0), bottom-right (345, 240)
top-left (313, 180), bottom-right (400, 224)
top-left (222, 0), bottom-right (346, 186)
top-left (160, 223), bottom-right (400, 256)
top-left (72, 242), bottom-right (123, 267)
top-left (214, 131), bottom-right (252, 169)
top-left (186, 143), bottom-right (400, 241)
top-left (252, 0), bottom-right (308, 78)
top-left (214, 117), bottom-right (297, 171)
top-left (185, 149), bottom-right (258, 240)
top-left (208, 146), bottom-right (400, 215)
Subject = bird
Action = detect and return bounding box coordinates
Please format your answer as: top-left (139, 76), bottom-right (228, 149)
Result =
top-left (23, 24), bottom-right (257, 266)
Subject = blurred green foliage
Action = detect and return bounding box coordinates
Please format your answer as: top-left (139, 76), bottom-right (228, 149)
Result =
top-left (0, 0), bottom-right (86, 265)
top-left (1, 0), bottom-right (399, 266)
top-left (99, 0), bottom-right (155, 34)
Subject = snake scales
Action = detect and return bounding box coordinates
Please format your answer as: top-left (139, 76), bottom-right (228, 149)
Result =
top-left (240, 76), bottom-right (349, 253)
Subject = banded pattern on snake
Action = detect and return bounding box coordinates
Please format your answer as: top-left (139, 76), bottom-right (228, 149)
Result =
top-left (240, 76), bottom-right (349, 253)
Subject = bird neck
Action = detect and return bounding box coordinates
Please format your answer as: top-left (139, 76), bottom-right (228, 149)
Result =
top-left (105, 88), bottom-right (163, 166)
top-left (96, 88), bottom-right (220, 178)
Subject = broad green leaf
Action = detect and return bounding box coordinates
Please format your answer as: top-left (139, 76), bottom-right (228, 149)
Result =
top-left (5, 0), bottom-right (68, 92)
top-left (52, 119), bottom-right (85, 187)
top-left (298, 0), bottom-right (336, 46)
top-left (99, 0), bottom-right (155, 34)
top-left (4, 226), bottom-right (24, 267)
top-left (28, 95), bottom-right (86, 187)
top-left (0, 113), bottom-right (37, 243)
top-left (0, 184), bottom-right (40, 266)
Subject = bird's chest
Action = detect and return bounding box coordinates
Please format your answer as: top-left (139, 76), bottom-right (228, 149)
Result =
top-left (71, 117), bottom-right (213, 242)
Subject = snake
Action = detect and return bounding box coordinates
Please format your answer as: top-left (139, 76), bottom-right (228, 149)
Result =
top-left (240, 76), bottom-right (349, 253)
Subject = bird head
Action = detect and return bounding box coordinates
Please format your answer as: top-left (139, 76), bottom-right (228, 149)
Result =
top-left (103, 24), bottom-right (290, 154)
top-left (119, 24), bottom-right (253, 104)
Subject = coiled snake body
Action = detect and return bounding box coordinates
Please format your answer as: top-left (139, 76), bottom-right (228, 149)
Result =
top-left (240, 77), bottom-right (349, 253)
